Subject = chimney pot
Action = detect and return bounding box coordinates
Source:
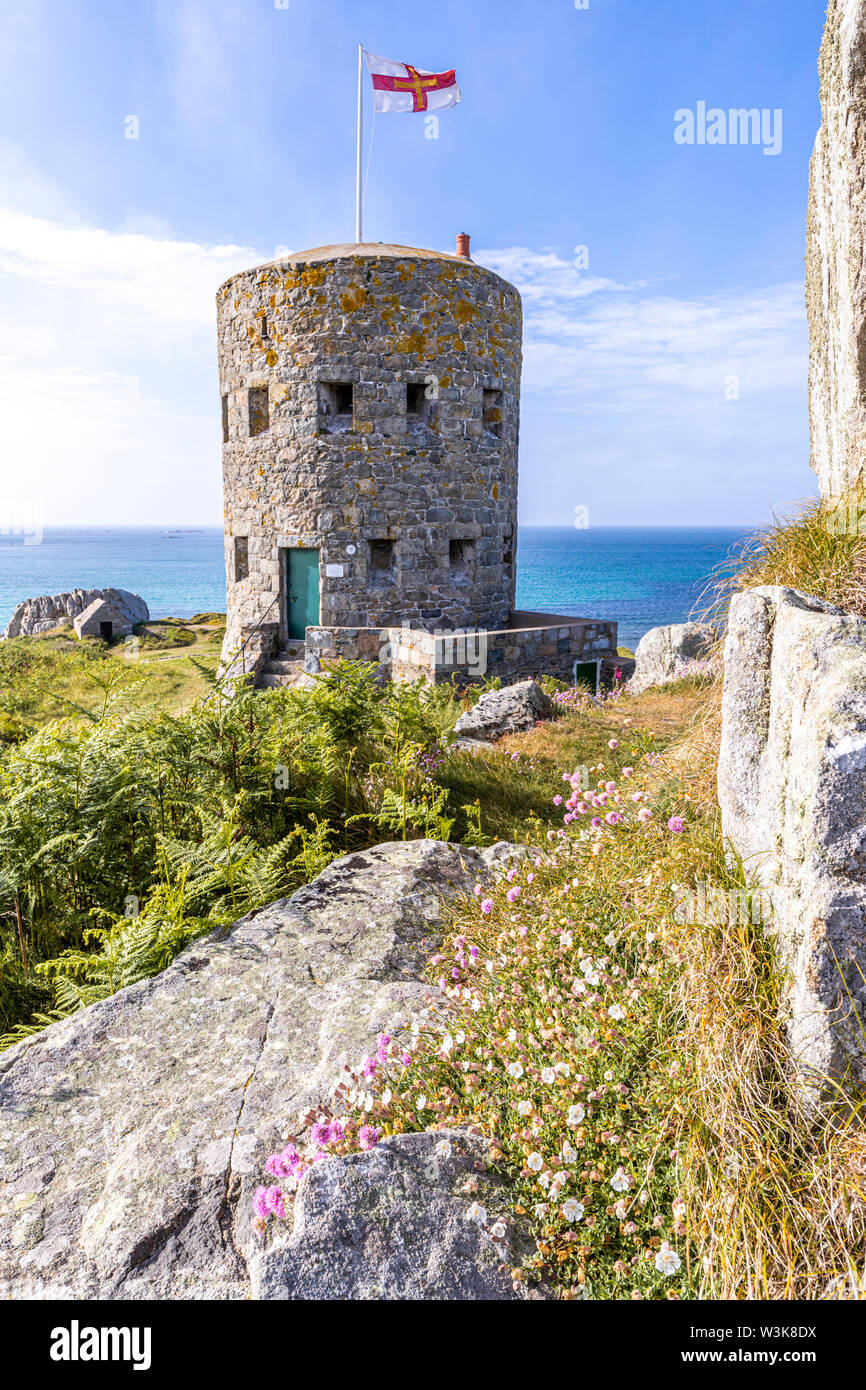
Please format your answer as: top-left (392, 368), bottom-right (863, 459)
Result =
top-left (456, 232), bottom-right (471, 259)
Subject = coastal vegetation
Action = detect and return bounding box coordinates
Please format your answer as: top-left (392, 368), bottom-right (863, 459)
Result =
top-left (4, 518), bottom-right (866, 1300)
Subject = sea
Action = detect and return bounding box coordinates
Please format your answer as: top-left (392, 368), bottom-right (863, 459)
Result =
top-left (0, 525), bottom-right (752, 653)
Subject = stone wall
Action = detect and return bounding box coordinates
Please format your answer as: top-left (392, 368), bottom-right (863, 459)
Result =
top-left (218, 243), bottom-right (522, 668)
top-left (301, 613), bottom-right (617, 688)
top-left (807, 0), bottom-right (866, 498)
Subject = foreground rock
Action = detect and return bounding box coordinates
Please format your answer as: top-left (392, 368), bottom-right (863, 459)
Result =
top-left (718, 585), bottom-right (866, 1094)
top-left (0, 839), bottom-right (524, 1300)
top-left (630, 622), bottom-right (719, 694)
top-left (807, 0), bottom-right (866, 498)
top-left (252, 1130), bottom-right (543, 1301)
top-left (453, 678), bottom-right (554, 745)
top-left (5, 588), bottom-right (149, 639)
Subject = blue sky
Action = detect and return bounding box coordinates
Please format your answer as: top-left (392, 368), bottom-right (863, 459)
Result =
top-left (0, 0), bottom-right (827, 526)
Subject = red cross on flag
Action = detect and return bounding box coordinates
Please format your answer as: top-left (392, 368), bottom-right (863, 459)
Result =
top-left (364, 50), bottom-right (461, 114)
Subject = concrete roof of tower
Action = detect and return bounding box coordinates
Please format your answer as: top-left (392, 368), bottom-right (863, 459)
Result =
top-left (262, 242), bottom-right (474, 266)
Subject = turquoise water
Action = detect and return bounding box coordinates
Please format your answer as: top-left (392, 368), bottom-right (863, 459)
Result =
top-left (0, 525), bottom-right (751, 651)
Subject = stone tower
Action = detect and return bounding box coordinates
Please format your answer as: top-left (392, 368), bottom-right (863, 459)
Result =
top-left (218, 240), bottom-right (522, 670)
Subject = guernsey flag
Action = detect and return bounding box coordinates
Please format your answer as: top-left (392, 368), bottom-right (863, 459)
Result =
top-left (364, 50), bottom-right (461, 114)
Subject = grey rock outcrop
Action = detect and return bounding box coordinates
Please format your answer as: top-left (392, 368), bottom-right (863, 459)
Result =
top-left (252, 1130), bottom-right (543, 1301)
top-left (629, 622), bottom-right (719, 694)
top-left (718, 586), bottom-right (866, 1093)
top-left (0, 839), bottom-right (524, 1300)
top-left (807, 0), bottom-right (866, 498)
top-left (5, 588), bottom-right (149, 639)
top-left (452, 678), bottom-right (554, 745)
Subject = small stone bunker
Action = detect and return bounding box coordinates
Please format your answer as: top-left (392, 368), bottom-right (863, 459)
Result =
top-left (217, 237), bottom-right (617, 687)
top-left (73, 597), bottom-right (133, 641)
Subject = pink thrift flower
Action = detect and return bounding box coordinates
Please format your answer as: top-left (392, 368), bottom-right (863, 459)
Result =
top-left (358, 1125), bottom-right (380, 1150)
top-left (553, 795), bottom-right (563, 806)
top-left (481, 898), bottom-right (494, 915)
top-left (667, 816), bottom-right (684, 834)
top-left (506, 886), bottom-right (521, 903)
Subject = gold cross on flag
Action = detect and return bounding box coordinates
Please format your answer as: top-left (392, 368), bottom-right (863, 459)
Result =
top-left (365, 50), bottom-right (461, 114)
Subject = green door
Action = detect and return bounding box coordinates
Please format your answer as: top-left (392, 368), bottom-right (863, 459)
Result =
top-left (284, 548), bottom-right (320, 640)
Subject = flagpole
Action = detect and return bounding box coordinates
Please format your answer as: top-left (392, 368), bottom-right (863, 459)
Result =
top-left (356, 44), bottom-right (364, 243)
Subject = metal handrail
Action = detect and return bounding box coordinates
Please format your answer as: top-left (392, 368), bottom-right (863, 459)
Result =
top-left (209, 594), bottom-right (280, 701)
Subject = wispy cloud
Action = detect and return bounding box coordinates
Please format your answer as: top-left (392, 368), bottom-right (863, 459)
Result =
top-left (477, 245), bottom-right (807, 407)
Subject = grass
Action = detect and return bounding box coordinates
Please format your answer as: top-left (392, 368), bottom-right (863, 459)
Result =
top-left (253, 673), bottom-right (866, 1301)
top-left (707, 493), bottom-right (866, 621)
top-left (0, 616), bottom-right (224, 739)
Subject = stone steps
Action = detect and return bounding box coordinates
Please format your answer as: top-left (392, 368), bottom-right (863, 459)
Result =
top-left (255, 650), bottom-right (310, 690)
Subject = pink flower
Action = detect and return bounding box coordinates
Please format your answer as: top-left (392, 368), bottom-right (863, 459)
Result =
top-left (481, 898), bottom-right (494, 915)
top-left (638, 807), bottom-right (653, 823)
top-left (506, 887), bottom-right (521, 903)
top-left (608, 739), bottom-right (618, 750)
top-left (667, 816), bottom-right (684, 834)
top-left (604, 811), bottom-right (621, 826)
top-left (553, 795), bottom-right (563, 806)
top-left (358, 1125), bottom-right (380, 1150)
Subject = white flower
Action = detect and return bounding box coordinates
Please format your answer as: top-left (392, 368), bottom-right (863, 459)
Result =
top-left (559, 931), bottom-right (573, 948)
top-left (555, 1063), bottom-right (571, 1078)
top-left (381, 1088), bottom-right (392, 1106)
top-left (571, 979), bottom-right (587, 996)
top-left (364, 1093), bottom-right (374, 1112)
top-left (416, 1094), bottom-right (427, 1110)
top-left (507, 1029), bottom-right (517, 1042)
top-left (604, 1070), bottom-right (614, 1082)
top-left (579, 958), bottom-right (596, 975)
top-left (527, 1152), bottom-right (544, 1172)
top-left (489, 1219), bottom-right (507, 1239)
top-left (465, 1201), bottom-right (487, 1226)
top-left (533, 1202), bottom-right (549, 1219)
top-left (567, 1103), bottom-right (586, 1127)
top-left (574, 1282), bottom-right (591, 1300)
top-left (610, 1169), bottom-right (631, 1193)
top-left (434, 1139), bottom-right (452, 1158)
top-left (441, 1034), bottom-right (454, 1055)
top-left (541, 1067), bottom-right (556, 1085)
top-left (517, 1100), bottom-right (533, 1117)
top-left (538, 1172), bottom-right (551, 1189)
top-left (608, 1004), bottom-right (625, 1021)
top-left (507, 1061), bottom-right (524, 1080)
top-left (471, 996), bottom-right (481, 1012)
top-left (561, 1141), bottom-right (578, 1165)
top-left (604, 931), bottom-right (617, 947)
top-left (485, 960), bottom-right (495, 974)
top-left (455, 1030), bottom-right (465, 1043)
top-left (655, 1244), bottom-right (682, 1276)
top-left (561, 1198), bottom-right (585, 1223)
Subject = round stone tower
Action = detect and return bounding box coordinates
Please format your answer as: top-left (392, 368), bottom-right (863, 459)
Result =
top-left (218, 240), bottom-right (522, 666)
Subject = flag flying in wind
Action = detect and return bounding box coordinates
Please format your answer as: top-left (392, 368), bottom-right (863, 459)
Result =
top-left (364, 51), bottom-right (461, 114)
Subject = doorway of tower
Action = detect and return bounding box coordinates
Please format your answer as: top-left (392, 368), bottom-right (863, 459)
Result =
top-left (281, 547), bottom-right (320, 641)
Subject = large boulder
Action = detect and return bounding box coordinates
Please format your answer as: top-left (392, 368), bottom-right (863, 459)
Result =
top-left (5, 588), bottom-right (149, 639)
top-left (452, 679), bottom-right (554, 745)
top-left (0, 839), bottom-right (525, 1300)
top-left (629, 622), bottom-right (719, 694)
top-left (718, 585), bottom-right (866, 1094)
top-left (807, 0), bottom-right (866, 498)
top-left (251, 1129), bottom-right (543, 1301)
